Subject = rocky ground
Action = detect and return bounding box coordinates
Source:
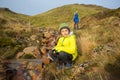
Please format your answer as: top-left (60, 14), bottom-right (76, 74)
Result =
top-left (0, 27), bottom-right (90, 80)
top-left (0, 27), bottom-right (59, 80)
top-left (0, 27), bottom-right (119, 80)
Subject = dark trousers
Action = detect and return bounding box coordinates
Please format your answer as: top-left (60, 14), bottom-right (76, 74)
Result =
top-left (49, 51), bottom-right (73, 65)
top-left (74, 22), bottom-right (79, 30)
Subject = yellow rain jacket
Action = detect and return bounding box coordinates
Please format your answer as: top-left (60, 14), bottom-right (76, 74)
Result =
top-left (54, 35), bottom-right (78, 61)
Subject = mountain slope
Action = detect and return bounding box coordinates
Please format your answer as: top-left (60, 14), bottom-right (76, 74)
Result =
top-left (79, 7), bottom-right (120, 44)
top-left (74, 7), bottom-right (120, 79)
top-left (0, 8), bottom-right (31, 59)
top-left (0, 8), bottom-right (28, 22)
top-left (0, 8), bottom-right (30, 32)
top-left (0, 4), bottom-right (120, 80)
top-left (31, 4), bottom-right (108, 28)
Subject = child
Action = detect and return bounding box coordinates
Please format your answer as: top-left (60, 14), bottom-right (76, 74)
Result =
top-left (73, 11), bottom-right (79, 30)
top-left (49, 23), bottom-right (78, 69)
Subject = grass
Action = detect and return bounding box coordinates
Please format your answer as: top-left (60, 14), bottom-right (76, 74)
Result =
top-left (31, 4), bottom-right (107, 28)
top-left (40, 7), bottom-right (120, 80)
top-left (71, 8), bottom-right (120, 79)
top-left (0, 4), bottom-right (120, 80)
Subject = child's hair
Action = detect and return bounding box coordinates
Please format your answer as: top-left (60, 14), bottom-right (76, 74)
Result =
top-left (59, 23), bottom-right (70, 33)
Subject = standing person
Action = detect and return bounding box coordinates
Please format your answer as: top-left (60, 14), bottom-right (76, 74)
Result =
top-left (73, 11), bottom-right (79, 30)
top-left (48, 23), bottom-right (78, 69)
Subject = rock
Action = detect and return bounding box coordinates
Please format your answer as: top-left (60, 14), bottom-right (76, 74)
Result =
top-left (47, 36), bottom-right (55, 47)
top-left (16, 52), bottom-right (24, 59)
top-left (29, 70), bottom-right (35, 78)
top-left (23, 46), bottom-right (41, 58)
top-left (42, 56), bottom-right (50, 64)
top-left (36, 64), bottom-right (43, 72)
top-left (23, 70), bottom-right (32, 80)
top-left (27, 62), bottom-right (35, 70)
top-left (43, 32), bottom-right (52, 38)
top-left (41, 38), bottom-right (47, 45)
top-left (37, 75), bottom-right (42, 80)
top-left (40, 46), bottom-right (47, 56)
top-left (22, 61), bottom-right (28, 68)
top-left (32, 75), bottom-right (37, 80)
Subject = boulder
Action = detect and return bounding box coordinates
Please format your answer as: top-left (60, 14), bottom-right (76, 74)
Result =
top-left (42, 56), bottom-right (50, 64)
top-left (23, 46), bottom-right (41, 58)
top-left (43, 32), bottom-right (52, 38)
top-left (30, 35), bottom-right (38, 41)
top-left (16, 52), bottom-right (24, 59)
top-left (40, 46), bottom-right (47, 56)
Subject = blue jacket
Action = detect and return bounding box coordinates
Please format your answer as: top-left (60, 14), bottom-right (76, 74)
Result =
top-left (74, 13), bottom-right (79, 23)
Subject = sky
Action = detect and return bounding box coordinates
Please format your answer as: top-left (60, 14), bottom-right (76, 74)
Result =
top-left (0, 0), bottom-right (120, 16)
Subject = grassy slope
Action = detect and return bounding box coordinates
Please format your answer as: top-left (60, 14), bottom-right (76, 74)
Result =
top-left (0, 5), bottom-right (120, 79)
top-left (0, 8), bottom-right (31, 33)
top-left (79, 8), bottom-right (120, 45)
top-left (31, 4), bottom-right (108, 28)
top-left (0, 8), bottom-right (28, 22)
top-left (43, 7), bottom-right (120, 80)
top-left (30, 4), bottom-right (120, 79)
top-left (74, 8), bottom-right (120, 79)
top-left (0, 4), bottom-right (108, 59)
top-left (0, 8), bottom-right (30, 59)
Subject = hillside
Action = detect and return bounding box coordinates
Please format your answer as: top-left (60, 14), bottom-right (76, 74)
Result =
top-left (41, 7), bottom-right (120, 80)
top-left (0, 8), bottom-right (30, 32)
top-left (31, 4), bottom-right (108, 28)
top-left (0, 4), bottom-right (110, 59)
top-left (0, 8), bottom-right (31, 59)
top-left (0, 8), bottom-right (29, 24)
top-left (79, 7), bottom-right (120, 44)
top-left (0, 4), bottom-right (120, 80)
top-left (73, 7), bottom-right (120, 80)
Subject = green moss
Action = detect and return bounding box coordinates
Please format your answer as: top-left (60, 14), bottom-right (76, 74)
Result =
top-left (0, 37), bottom-right (12, 47)
top-left (21, 54), bottom-right (35, 59)
top-left (3, 46), bottom-right (19, 59)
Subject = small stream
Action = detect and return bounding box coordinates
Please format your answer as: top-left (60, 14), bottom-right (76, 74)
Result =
top-left (1, 59), bottom-right (43, 80)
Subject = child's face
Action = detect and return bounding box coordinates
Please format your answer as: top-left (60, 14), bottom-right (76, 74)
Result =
top-left (61, 28), bottom-right (69, 37)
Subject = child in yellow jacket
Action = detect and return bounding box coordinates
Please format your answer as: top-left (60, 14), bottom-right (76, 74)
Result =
top-left (49, 23), bottom-right (78, 69)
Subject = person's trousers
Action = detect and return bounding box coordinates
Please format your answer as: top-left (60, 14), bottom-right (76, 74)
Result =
top-left (74, 22), bottom-right (79, 30)
top-left (49, 51), bottom-right (73, 65)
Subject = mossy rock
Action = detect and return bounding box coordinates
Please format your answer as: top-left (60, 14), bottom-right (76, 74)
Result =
top-left (21, 54), bottom-right (36, 59)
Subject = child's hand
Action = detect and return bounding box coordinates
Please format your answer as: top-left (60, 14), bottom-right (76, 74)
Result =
top-left (52, 49), bottom-right (59, 54)
top-left (52, 49), bottom-right (56, 54)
